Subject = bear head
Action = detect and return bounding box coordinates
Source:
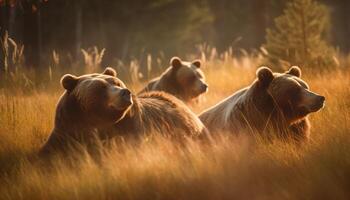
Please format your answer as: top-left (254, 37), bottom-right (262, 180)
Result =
top-left (60, 67), bottom-right (133, 127)
top-left (170, 57), bottom-right (208, 99)
top-left (256, 66), bottom-right (325, 123)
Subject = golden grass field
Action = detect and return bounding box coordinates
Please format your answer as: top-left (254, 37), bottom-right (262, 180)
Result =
top-left (0, 55), bottom-right (350, 200)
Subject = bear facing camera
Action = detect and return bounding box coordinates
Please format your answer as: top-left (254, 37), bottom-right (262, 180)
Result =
top-left (138, 57), bottom-right (208, 104)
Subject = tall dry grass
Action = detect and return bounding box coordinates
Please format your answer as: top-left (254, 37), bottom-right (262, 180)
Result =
top-left (0, 49), bottom-right (349, 199)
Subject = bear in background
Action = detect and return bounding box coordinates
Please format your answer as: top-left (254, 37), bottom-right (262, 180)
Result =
top-left (199, 66), bottom-right (325, 141)
top-left (138, 57), bottom-right (208, 104)
top-left (40, 67), bottom-right (208, 155)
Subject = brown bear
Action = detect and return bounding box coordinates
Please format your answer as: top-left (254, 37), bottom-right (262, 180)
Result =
top-left (39, 68), bottom-right (132, 155)
top-left (138, 57), bottom-right (208, 104)
top-left (104, 91), bottom-right (209, 140)
top-left (40, 67), bottom-right (207, 154)
top-left (199, 66), bottom-right (325, 141)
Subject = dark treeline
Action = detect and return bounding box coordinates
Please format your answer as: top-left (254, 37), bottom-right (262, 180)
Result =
top-left (0, 0), bottom-right (349, 69)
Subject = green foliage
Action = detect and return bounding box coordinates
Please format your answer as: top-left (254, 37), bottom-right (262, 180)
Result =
top-left (127, 1), bottom-right (214, 57)
top-left (263, 0), bottom-right (337, 70)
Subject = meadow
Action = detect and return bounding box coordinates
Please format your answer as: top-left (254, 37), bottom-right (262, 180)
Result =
top-left (0, 50), bottom-right (350, 200)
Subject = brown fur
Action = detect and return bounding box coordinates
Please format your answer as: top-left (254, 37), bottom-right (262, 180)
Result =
top-left (102, 91), bottom-right (209, 140)
top-left (139, 57), bottom-right (208, 103)
top-left (199, 66), bottom-right (325, 141)
top-left (40, 68), bottom-right (208, 155)
top-left (39, 68), bottom-right (135, 155)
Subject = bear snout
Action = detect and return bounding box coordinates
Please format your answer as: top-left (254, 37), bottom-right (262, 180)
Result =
top-left (315, 95), bottom-right (326, 109)
top-left (109, 88), bottom-right (133, 110)
top-left (120, 88), bottom-right (131, 97)
top-left (308, 94), bottom-right (325, 112)
top-left (317, 95), bottom-right (326, 103)
top-left (120, 89), bottom-right (132, 102)
top-left (201, 83), bottom-right (209, 93)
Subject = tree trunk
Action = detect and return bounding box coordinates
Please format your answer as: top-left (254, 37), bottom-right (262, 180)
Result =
top-left (341, 1), bottom-right (350, 52)
top-left (0, 4), bottom-right (8, 73)
top-left (23, 1), bottom-right (41, 69)
top-left (253, 0), bottom-right (267, 46)
top-left (37, 2), bottom-right (42, 69)
top-left (75, 0), bottom-right (82, 59)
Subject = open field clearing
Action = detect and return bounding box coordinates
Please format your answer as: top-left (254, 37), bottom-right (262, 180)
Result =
top-left (0, 58), bottom-right (349, 199)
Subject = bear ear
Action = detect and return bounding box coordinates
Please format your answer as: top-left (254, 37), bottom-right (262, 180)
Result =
top-left (256, 66), bottom-right (274, 87)
top-left (286, 66), bottom-right (301, 77)
top-left (61, 74), bottom-right (79, 91)
top-left (170, 57), bottom-right (182, 69)
top-left (192, 60), bottom-right (201, 68)
top-left (102, 67), bottom-right (117, 77)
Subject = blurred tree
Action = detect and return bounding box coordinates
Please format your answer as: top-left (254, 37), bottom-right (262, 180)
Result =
top-left (264, 0), bottom-right (337, 70)
top-left (1, 0), bottom-right (349, 71)
top-left (323, 0), bottom-right (350, 53)
top-left (95, 0), bottom-right (214, 73)
top-left (207, 0), bottom-right (286, 53)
